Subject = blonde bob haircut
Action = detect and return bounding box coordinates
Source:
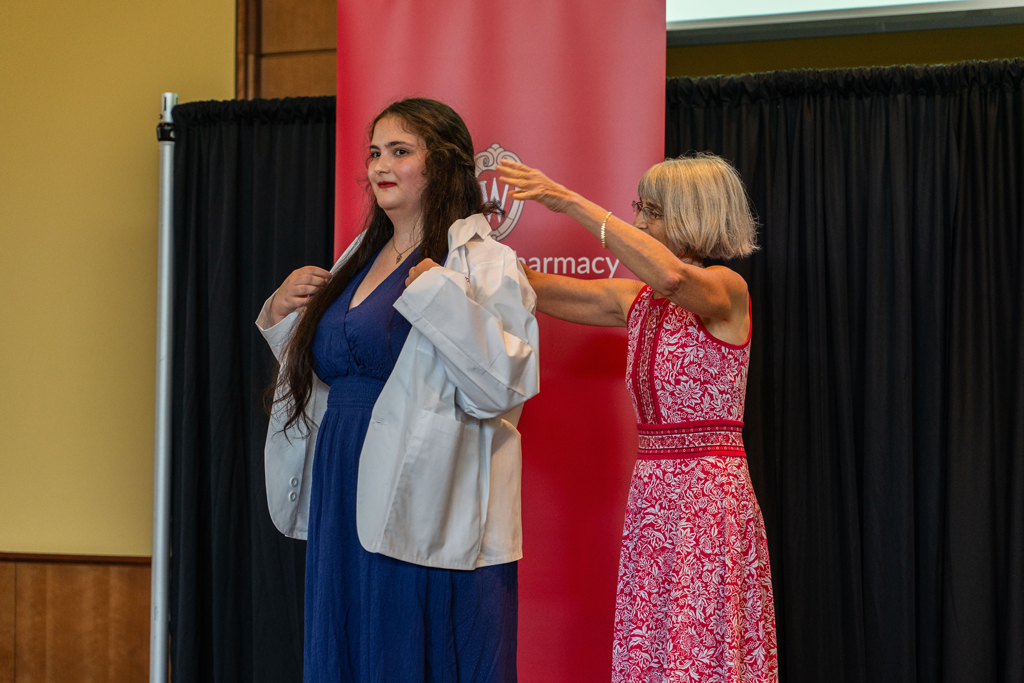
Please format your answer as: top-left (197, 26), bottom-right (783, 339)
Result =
top-left (637, 153), bottom-right (758, 260)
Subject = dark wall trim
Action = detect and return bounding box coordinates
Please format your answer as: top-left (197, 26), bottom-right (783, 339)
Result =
top-left (668, 7), bottom-right (1024, 46)
top-left (0, 552), bottom-right (151, 565)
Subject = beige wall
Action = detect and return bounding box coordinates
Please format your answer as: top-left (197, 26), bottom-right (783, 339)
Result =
top-left (0, 0), bottom-right (234, 556)
top-left (668, 23), bottom-right (1024, 78)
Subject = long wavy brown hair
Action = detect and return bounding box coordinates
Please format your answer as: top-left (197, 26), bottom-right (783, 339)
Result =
top-left (269, 98), bottom-right (491, 433)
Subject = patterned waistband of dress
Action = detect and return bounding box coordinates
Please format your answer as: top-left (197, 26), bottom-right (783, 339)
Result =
top-left (636, 420), bottom-right (746, 460)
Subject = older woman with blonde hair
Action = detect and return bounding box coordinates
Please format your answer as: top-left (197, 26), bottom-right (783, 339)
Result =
top-left (500, 153), bottom-right (777, 683)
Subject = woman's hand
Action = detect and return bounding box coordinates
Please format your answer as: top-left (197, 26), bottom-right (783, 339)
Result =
top-left (405, 258), bottom-right (442, 287)
top-left (498, 161), bottom-right (578, 214)
top-left (269, 265), bottom-right (331, 325)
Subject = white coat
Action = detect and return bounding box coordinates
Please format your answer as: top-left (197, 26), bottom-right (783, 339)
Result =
top-left (257, 214), bottom-right (540, 570)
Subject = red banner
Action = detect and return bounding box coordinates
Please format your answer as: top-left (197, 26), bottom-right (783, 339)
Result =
top-left (337, 2), bottom-right (665, 679)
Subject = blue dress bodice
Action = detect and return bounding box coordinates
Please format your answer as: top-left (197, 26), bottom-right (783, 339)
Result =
top-left (312, 249), bottom-right (414, 389)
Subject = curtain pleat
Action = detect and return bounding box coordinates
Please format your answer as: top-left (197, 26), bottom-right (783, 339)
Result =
top-left (667, 59), bottom-right (1024, 683)
top-left (169, 97), bottom-right (335, 683)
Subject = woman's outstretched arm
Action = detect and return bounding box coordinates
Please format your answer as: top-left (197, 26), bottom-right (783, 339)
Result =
top-left (523, 265), bottom-right (643, 328)
top-left (499, 161), bottom-right (747, 324)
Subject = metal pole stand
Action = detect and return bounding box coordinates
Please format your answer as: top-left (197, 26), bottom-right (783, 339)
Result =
top-left (151, 91), bottom-right (177, 683)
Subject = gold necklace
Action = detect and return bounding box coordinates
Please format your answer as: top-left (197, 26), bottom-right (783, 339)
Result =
top-left (391, 236), bottom-right (421, 264)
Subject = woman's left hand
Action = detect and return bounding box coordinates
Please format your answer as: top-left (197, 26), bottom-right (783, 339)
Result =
top-left (498, 160), bottom-right (578, 214)
top-left (405, 258), bottom-right (442, 287)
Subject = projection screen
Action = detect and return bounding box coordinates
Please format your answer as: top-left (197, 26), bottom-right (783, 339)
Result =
top-left (667, 0), bottom-right (1024, 44)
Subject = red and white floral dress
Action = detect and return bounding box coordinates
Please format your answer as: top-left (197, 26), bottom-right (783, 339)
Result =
top-left (613, 286), bottom-right (777, 683)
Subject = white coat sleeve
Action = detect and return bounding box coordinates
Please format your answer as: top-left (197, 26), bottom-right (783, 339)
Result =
top-left (393, 249), bottom-right (540, 419)
top-left (256, 295), bottom-right (298, 361)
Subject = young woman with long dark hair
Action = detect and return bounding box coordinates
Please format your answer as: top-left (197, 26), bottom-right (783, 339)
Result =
top-left (257, 98), bottom-right (539, 683)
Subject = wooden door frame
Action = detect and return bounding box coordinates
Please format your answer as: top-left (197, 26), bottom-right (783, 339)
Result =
top-left (236, 0), bottom-right (260, 99)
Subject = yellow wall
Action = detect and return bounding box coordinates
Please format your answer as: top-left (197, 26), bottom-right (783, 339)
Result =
top-left (0, 1), bottom-right (234, 556)
top-left (668, 23), bottom-right (1024, 78)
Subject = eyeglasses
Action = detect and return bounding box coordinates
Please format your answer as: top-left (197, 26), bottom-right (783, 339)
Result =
top-left (631, 200), bottom-right (662, 222)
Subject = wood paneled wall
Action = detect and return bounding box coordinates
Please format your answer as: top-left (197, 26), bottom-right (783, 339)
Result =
top-left (0, 555), bottom-right (150, 683)
top-left (237, 0), bottom-right (337, 99)
top-left (1, 564), bottom-right (13, 683)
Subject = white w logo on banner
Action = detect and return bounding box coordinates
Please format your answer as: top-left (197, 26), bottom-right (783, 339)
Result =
top-left (474, 143), bottom-right (524, 241)
top-left (481, 176), bottom-right (510, 211)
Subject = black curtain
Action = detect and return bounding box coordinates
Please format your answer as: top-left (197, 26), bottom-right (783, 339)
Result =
top-left (667, 59), bottom-right (1024, 683)
top-left (169, 97), bottom-right (335, 683)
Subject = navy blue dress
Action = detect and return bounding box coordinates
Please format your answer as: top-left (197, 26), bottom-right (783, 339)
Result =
top-left (305, 248), bottom-right (518, 683)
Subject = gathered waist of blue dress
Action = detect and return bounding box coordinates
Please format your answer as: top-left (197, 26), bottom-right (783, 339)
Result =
top-left (326, 376), bottom-right (387, 409)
